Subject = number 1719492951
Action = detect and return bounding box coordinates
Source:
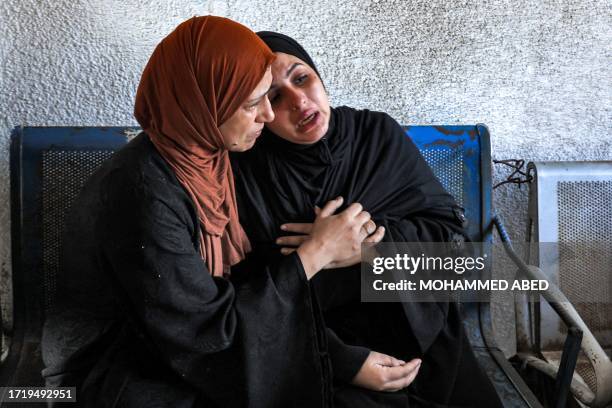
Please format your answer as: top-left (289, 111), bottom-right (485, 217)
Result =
top-left (1, 387), bottom-right (76, 402)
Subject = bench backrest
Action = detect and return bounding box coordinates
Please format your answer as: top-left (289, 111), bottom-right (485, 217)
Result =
top-left (522, 161), bottom-right (612, 399)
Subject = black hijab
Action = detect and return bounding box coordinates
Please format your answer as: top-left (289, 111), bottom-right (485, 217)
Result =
top-left (257, 31), bottom-right (321, 79)
top-left (232, 33), bottom-right (463, 353)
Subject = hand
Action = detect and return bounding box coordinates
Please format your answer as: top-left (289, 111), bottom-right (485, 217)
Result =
top-left (352, 352), bottom-right (421, 392)
top-left (278, 218), bottom-right (385, 269)
top-left (316, 204), bottom-right (385, 268)
top-left (294, 197), bottom-right (373, 279)
top-left (279, 201), bottom-right (385, 270)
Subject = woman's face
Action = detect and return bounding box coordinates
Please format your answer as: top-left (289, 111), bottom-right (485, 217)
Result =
top-left (266, 52), bottom-right (330, 144)
top-left (219, 67), bottom-right (274, 152)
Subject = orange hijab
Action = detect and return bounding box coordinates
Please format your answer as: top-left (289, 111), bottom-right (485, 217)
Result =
top-left (134, 16), bottom-right (275, 277)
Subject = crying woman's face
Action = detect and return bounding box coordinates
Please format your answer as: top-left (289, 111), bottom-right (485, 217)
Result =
top-left (265, 52), bottom-right (330, 145)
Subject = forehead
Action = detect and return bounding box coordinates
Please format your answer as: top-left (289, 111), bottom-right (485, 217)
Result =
top-left (249, 67), bottom-right (272, 96)
top-left (271, 52), bottom-right (307, 77)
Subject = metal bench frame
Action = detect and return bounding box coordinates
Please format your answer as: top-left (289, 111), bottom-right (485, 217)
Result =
top-left (513, 161), bottom-right (612, 407)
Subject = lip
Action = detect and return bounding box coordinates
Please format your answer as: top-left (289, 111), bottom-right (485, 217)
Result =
top-left (246, 128), bottom-right (263, 143)
top-left (296, 110), bottom-right (320, 133)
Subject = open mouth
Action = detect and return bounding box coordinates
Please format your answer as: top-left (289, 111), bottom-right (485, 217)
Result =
top-left (297, 111), bottom-right (319, 130)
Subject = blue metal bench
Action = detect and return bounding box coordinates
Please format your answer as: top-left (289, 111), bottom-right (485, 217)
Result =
top-left (407, 125), bottom-right (540, 407)
top-left (3, 125), bottom-right (541, 407)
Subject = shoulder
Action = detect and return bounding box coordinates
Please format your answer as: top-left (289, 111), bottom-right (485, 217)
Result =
top-left (335, 106), bottom-right (402, 131)
top-left (97, 133), bottom-right (196, 221)
top-left (229, 143), bottom-right (261, 172)
top-left (106, 133), bottom-right (184, 191)
top-left (334, 106), bottom-right (405, 147)
top-left (229, 137), bottom-right (273, 185)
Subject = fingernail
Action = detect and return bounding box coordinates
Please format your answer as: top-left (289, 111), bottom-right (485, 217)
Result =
top-left (276, 239), bottom-right (281, 244)
top-left (280, 225), bottom-right (287, 230)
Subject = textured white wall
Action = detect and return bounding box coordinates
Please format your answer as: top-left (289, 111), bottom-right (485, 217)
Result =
top-left (0, 0), bottom-right (610, 357)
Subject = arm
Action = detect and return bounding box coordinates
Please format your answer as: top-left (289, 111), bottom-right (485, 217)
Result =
top-left (99, 172), bottom-right (376, 402)
top-left (326, 309), bottom-right (421, 391)
top-left (374, 116), bottom-right (466, 243)
top-left (326, 327), bottom-right (370, 382)
top-left (98, 171), bottom-right (315, 402)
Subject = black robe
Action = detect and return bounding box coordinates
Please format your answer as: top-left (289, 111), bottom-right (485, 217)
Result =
top-left (42, 133), bottom-right (334, 408)
top-left (231, 107), bottom-right (503, 407)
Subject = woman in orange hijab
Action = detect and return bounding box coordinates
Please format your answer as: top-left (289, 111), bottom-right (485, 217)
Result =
top-left (42, 16), bottom-right (378, 407)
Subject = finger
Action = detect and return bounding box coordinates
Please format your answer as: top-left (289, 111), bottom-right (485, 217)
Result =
top-left (364, 226), bottom-right (385, 243)
top-left (314, 205), bottom-right (321, 216)
top-left (384, 364), bottom-right (420, 391)
top-left (354, 210), bottom-right (371, 227)
top-left (390, 356), bottom-right (406, 367)
top-left (280, 223), bottom-right (313, 234)
top-left (342, 202), bottom-right (363, 218)
top-left (276, 235), bottom-right (308, 246)
top-left (319, 196), bottom-right (344, 218)
top-left (359, 222), bottom-right (374, 241)
top-left (358, 226), bottom-right (370, 242)
top-left (405, 364), bottom-right (420, 384)
top-left (403, 358), bottom-right (421, 371)
top-left (373, 352), bottom-right (396, 367)
top-left (381, 356), bottom-right (405, 367)
top-left (382, 359), bottom-right (421, 382)
top-left (364, 219), bottom-right (376, 235)
top-left (280, 247), bottom-right (296, 255)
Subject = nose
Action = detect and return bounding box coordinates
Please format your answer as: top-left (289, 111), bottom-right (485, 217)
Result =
top-left (257, 95), bottom-right (275, 123)
top-left (288, 88), bottom-right (306, 111)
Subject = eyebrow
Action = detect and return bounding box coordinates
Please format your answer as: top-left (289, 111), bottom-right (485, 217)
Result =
top-left (269, 62), bottom-right (304, 90)
top-left (246, 87), bottom-right (271, 104)
top-left (285, 62), bottom-right (302, 77)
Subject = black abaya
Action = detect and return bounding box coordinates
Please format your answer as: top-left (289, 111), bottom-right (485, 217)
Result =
top-left (231, 107), bottom-right (503, 407)
top-left (42, 134), bottom-right (334, 408)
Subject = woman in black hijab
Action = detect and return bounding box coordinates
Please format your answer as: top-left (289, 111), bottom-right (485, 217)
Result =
top-left (231, 32), bottom-right (503, 407)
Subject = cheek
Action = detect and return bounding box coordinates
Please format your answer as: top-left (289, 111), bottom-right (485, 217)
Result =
top-left (237, 113), bottom-right (255, 134)
top-left (269, 110), bottom-right (292, 133)
top-left (307, 82), bottom-right (329, 111)
top-left (314, 91), bottom-right (329, 112)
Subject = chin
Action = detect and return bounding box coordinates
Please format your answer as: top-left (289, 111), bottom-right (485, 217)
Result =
top-left (243, 140), bottom-right (259, 152)
top-left (231, 145), bottom-right (249, 153)
top-left (296, 125), bottom-right (328, 144)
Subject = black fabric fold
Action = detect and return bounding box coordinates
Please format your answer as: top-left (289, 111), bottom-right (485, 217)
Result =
top-left (232, 106), bottom-right (462, 353)
top-left (231, 106), bottom-right (505, 407)
top-left (325, 328), bottom-right (370, 383)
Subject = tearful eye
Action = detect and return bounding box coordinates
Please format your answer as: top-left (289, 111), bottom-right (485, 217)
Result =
top-left (294, 74), bottom-right (308, 85)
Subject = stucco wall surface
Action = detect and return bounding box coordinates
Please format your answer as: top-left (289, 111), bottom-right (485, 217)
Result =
top-left (0, 0), bottom-right (610, 357)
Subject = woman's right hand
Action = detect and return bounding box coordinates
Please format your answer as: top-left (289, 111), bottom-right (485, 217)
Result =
top-left (352, 352), bottom-right (421, 392)
top-left (295, 197), bottom-right (372, 279)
